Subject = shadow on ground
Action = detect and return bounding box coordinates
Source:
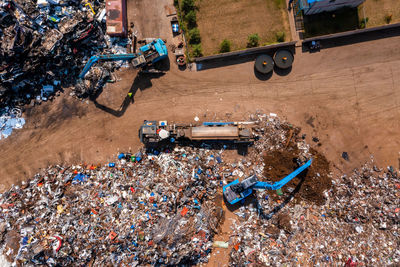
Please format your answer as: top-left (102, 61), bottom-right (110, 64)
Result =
top-left (302, 25), bottom-right (400, 52)
top-left (197, 55), bottom-right (258, 71)
top-left (196, 46), bottom-right (296, 72)
top-left (303, 7), bottom-right (359, 38)
top-left (90, 58), bottom-right (170, 117)
top-left (254, 66), bottom-right (273, 81)
top-left (144, 139), bottom-right (252, 156)
top-left (274, 66), bottom-right (292, 76)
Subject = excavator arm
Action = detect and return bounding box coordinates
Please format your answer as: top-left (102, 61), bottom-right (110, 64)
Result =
top-left (78, 39), bottom-right (168, 79)
top-left (253, 158), bottom-right (312, 190)
top-left (223, 158), bottom-right (312, 204)
top-left (78, 54), bottom-right (138, 79)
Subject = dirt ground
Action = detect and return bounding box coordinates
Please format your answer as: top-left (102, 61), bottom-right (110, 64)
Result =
top-left (264, 148), bottom-right (331, 205)
top-left (196, 0), bottom-right (291, 55)
top-left (359, 0), bottom-right (400, 27)
top-left (1, 0), bottom-right (400, 265)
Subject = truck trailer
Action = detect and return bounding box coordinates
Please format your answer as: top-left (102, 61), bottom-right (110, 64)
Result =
top-left (139, 121), bottom-right (255, 145)
top-left (106, 0), bottom-right (127, 37)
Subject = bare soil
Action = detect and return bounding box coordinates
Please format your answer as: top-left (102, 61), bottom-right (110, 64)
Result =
top-left (264, 147), bottom-right (331, 205)
top-left (359, 0), bottom-right (400, 27)
top-left (196, 0), bottom-right (291, 55)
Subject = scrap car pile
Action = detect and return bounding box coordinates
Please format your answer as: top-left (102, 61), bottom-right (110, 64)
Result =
top-left (0, 0), bottom-right (127, 108)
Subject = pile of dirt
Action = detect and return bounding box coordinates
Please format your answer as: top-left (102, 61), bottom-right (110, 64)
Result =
top-left (276, 213), bottom-right (292, 233)
top-left (264, 148), bottom-right (331, 205)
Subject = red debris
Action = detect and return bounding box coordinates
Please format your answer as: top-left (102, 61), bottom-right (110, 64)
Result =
top-left (181, 206), bottom-right (189, 216)
top-left (109, 231), bottom-right (118, 240)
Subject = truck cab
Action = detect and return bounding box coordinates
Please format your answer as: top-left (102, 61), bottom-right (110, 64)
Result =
top-left (139, 120), bottom-right (158, 143)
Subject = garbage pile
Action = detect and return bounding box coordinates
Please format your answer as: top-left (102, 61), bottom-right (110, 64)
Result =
top-left (0, 106), bottom-right (25, 139)
top-left (0, 147), bottom-right (225, 265)
top-left (0, 113), bottom-right (327, 265)
top-left (229, 164), bottom-right (400, 264)
top-left (0, 0), bottom-right (128, 108)
top-left (1, 112), bottom-right (398, 265)
top-left (248, 113), bottom-right (331, 204)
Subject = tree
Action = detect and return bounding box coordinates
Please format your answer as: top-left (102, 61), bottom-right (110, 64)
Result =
top-left (247, 33), bottom-right (260, 48)
top-left (185, 10), bottom-right (197, 28)
top-left (275, 31), bottom-right (285, 42)
top-left (191, 44), bottom-right (203, 57)
top-left (182, 0), bottom-right (195, 13)
top-left (189, 28), bottom-right (201, 44)
top-left (219, 39), bottom-right (231, 53)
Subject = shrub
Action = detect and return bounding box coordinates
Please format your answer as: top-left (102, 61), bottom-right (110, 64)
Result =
top-left (384, 14), bottom-right (392, 24)
top-left (189, 28), bottom-right (201, 44)
top-left (173, 0), bottom-right (179, 7)
top-left (179, 20), bottom-right (185, 32)
top-left (185, 10), bottom-right (197, 28)
top-left (359, 17), bottom-right (368, 29)
top-left (247, 33), bottom-right (260, 48)
top-left (274, 0), bottom-right (284, 9)
top-left (219, 39), bottom-right (231, 53)
top-left (182, 0), bottom-right (195, 13)
top-left (191, 44), bottom-right (203, 57)
top-left (275, 31), bottom-right (285, 42)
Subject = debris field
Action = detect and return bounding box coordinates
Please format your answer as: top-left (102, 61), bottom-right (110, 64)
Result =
top-left (0, 114), bottom-right (398, 265)
top-left (0, 0), bottom-right (129, 108)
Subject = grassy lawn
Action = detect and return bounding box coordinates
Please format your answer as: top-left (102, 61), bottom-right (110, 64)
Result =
top-left (196, 0), bottom-right (291, 56)
top-left (358, 0), bottom-right (400, 27)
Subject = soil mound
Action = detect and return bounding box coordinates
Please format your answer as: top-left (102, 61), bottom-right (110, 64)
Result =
top-left (264, 147), bottom-right (331, 205)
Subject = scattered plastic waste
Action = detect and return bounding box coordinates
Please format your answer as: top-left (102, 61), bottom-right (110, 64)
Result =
top-left (0, 146), bottom-right (225, 265)
top-left (0, 113), bottom-right (398, 266)
top-left (0, 108), bottom-right (25, 139)
top-left (213, 241), bottom-right (229, 248)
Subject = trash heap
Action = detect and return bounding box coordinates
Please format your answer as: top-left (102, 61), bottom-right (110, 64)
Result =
top-left (0, 107), bottom-right (25, 139)
top-left (1, 113), bottom-right (398, 265)
top-left (229, 165), bottom-right (400, 263)
top-left (0, 147), bottom-right (225, 265)
top-left (0, 0), bottom-right (128, 107)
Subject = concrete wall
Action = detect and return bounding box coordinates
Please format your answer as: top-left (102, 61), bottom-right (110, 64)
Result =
top-left (304, 0), bottom-right (365, 15)
top-left (194, 41), bottom-right (297, 71)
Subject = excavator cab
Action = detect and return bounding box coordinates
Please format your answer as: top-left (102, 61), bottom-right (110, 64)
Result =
top-left (223, 175), bottom-right (258, 205)
top-left (132, 55), bottom-right (146, 68)
top-left (223, 159), bottom-right (312, 205)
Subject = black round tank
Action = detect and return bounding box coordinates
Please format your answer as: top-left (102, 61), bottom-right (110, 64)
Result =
top-left (255, 54), bottom-right (274, 74)
top-left (274, 50), bottom-right (294, 69)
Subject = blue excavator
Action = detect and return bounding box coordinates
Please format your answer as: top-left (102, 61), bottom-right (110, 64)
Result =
top-left (223, 158), bottom-right (312, 205)
top-left (78, 38), bottom-right (168, 79)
